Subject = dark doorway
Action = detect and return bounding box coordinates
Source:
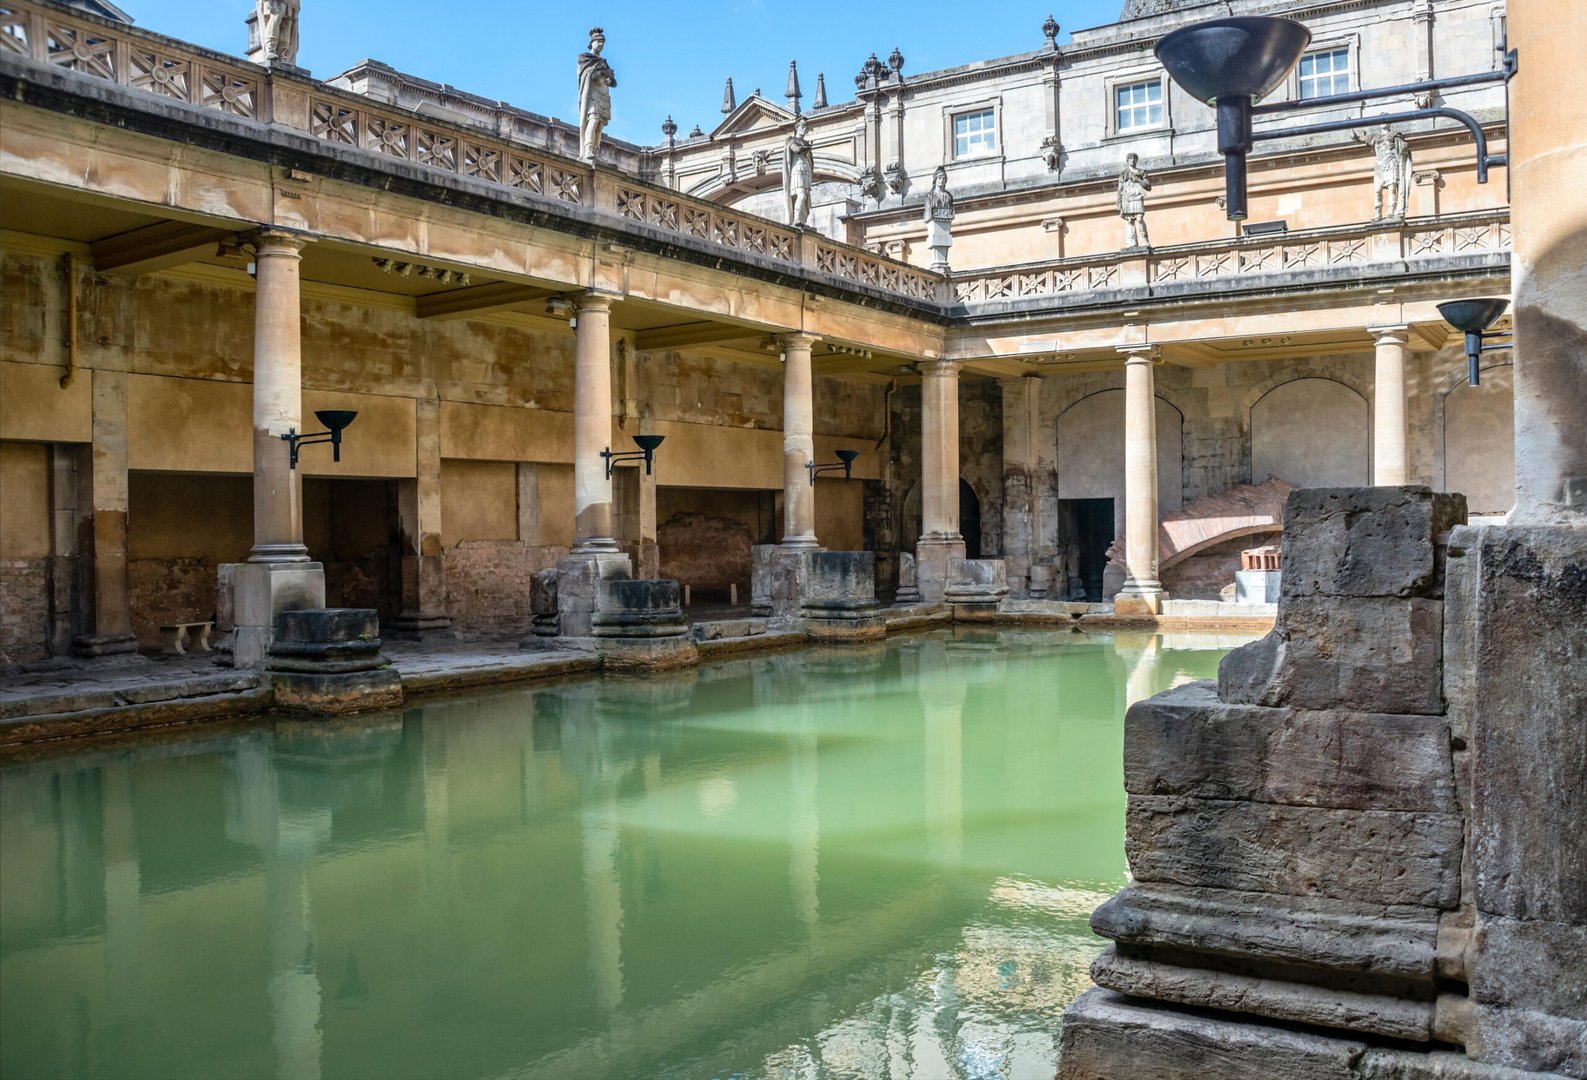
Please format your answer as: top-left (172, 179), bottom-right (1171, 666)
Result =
top-left (1064, 497), bottom-right (1113, 601)
top-left (959, 479), bottom-right (981, 559)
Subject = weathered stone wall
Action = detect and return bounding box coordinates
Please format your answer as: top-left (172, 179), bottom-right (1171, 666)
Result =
top-left (0, 559), bottom-right (48, 668)
top-left (443, 540), bottom-right (566, 637)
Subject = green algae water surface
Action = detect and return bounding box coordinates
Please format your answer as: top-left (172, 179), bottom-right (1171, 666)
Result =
top-left (0, 629), bottom-right (1243, 1080)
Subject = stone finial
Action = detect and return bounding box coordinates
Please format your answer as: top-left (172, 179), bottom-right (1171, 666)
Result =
top-left (1043, 14), bottom-right (1060, 46)
top-left (888, 46), bottom-right (905, 75)
top-left (813, 72), bottom-right (828, 109)
top-left (721, 75), bottom-right (736, 115)
top-left (689, 123), bottom-right (703, 138)
top-left (786, 60), bottom-right (802, 114)
top-left (661, 114), bottom-right (677, 146)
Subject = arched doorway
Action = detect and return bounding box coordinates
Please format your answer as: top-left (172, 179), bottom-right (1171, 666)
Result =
top-left (959, 479), bottom-right (981, 559)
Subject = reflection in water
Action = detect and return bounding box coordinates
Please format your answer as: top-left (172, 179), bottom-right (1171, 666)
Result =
top-left (0, 629), bottom-right (1240, 1080)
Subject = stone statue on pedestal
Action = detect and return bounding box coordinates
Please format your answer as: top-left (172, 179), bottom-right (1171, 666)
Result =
top-left (577, 27), bottom-right (618, 164)
top-left (1117, 152), bottom-right (1151, 248)
top-left (784, 116), bottom-right (814, 228)
top-left (922, 166), bottom-right (955, 271)
top-left (256, 0), bottom-right (300, 67)
top-left (1356, 124), bottom-right (1411, 219)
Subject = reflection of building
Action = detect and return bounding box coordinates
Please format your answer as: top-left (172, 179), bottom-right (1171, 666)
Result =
top-left (0, 0), bottom-right (1513, 663)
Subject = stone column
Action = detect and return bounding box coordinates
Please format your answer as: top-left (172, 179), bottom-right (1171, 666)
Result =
top-left (1115, 345), bottom-right (1164, 616)
top-left (230, 229), bottom-right (324, 668)
top-left (72, 371), bottom-right (137, 657)
top-left (1371, 325), bottom-right (1411, 486)
top-left (780, 332), bottom-right (820, 549)
top-left (915, 359), bottom-right (965, 602)
top-left (394, 397), bottom-right (450, 637)
top-left (1000, 375), bottom-right (1042, 593)
top-left (573, 292), bottom-right (619, 554)
top-left (557, 292), bottom-right (632, 638)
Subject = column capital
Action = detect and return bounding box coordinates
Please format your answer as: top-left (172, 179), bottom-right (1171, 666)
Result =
top-left (916, 357), bottom-right (960, 377)
top-left (1115, 344), bottom-right (1161, 363)
top-left (248, 227), bottom-right (311, 256)
top-left (1367, 324), bottom-right (1410, 342)
top-left (575, 289), bottom-right (618, 315)
top-left (778, 331), bottom-right (820, 351)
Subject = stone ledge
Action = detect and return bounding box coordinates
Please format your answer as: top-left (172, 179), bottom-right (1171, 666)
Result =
top-left (1126, 681), bottom-right (1458, 813)
top-left (1126, 795), bottom-right (1463, 908)
top-left (1057, 989), bottom-right (1569, 1080)
top-left (0, 687), bottom-right (273, 747)
top-left (1090, 883), bottom-right (1441, 980)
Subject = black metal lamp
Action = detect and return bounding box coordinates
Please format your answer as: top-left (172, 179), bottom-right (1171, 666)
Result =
top-left (602, 434), bottom-right (665, 478)
top-left (807, 448), bottom-right (860, 485)
top-left (1438, 298), bottom-right (1511, 386)
top-left (282, 410), bottom-right (358, 470)
top-left (1156, 16), bottom-right (1516, 222)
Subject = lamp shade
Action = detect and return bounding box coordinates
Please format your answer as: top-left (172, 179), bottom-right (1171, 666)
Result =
top-left (835, 449), bottom-right (860, 465)
top-left (314, 410), bottom-right (358, 433)
top-left (1154, 16), bottom-right (1312, 104)
top-left (1437, 298), bottom-right (1509, 334)
top-left (632, 434), bottom-right (666, 453)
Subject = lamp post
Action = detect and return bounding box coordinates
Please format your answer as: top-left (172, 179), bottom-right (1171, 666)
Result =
top-left (281, 410), bottom-right (358, 470)
top-left (601, 434), bottom-right (665, 478)
top-left (1155, 16), bottom-right (1515, 221)
top-left (1437, 298), bottom-right (1512, 386)
top-left (806, 448), bottom-right (860, 484)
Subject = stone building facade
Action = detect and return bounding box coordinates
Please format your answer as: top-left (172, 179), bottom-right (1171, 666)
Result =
top-left (0, 0), bottom-right (1513, 665)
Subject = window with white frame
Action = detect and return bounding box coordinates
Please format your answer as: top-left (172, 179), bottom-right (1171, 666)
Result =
top-left (1298, 47), bottom-right (1351, 99)
top-left (952, 108), bottom-right (997, 158)
top-left (1114, 79), bottom-right (1164, 132)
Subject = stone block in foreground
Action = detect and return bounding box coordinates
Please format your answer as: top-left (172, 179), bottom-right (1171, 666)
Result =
top-left (801, 551), bottom-right (885, 641)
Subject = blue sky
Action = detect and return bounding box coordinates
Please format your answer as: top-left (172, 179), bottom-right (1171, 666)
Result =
top-left (122, 1), bottom-right (1129, 144)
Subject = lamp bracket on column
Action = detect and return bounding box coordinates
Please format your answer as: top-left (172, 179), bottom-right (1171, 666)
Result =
top-left (1154, 16), bottom-right (1517, 221)
top-left (602, 434), bottom-right (665, 478)
top-left (807, 448), bottom-right (860, 485)
top-left (282, 410), bottom-right (358, 470)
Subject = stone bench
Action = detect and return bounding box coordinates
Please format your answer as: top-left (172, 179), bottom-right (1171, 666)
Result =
top-left (158, 621), bottom-right (213, 655)
top-left (682, 582), bottom-right (738, 606)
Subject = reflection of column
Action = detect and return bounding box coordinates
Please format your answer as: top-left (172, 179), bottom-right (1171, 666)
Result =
top-left (1123, 634), bottom-right (1162, 709)
top-left (1371, 325), bottom-right (1410, 486)
top-left (780, 332), bottom-right (820, 548)
top-left (573, 292), bottom-right (618, 553)
top-left (789, 725), bottom-right (820, 932)
top-left (916, 359), bottom-right (966, 602)
top-left (582, 792), bottom-right (625, 1012)
top-left (266, 855), bottom-right (322, 1080)
top-left (249, 230), bottom-right (312, 564)
top-left (920, 648), bottom-right (965, 867)
top-left (102, 766), bottom-right (142, 1008)
top-left (1116, 346), bottom-right (1164, 615)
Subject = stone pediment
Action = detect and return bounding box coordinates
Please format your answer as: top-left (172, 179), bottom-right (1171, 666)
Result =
top-left (711, 96), bottom-right (796, 140)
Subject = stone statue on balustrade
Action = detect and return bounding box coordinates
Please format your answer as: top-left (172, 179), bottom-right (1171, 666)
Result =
top-left (577, 27), bottom-right (618, 164)
top-left (1117, 152), bottom-right (1152, 248)
top-left (784, 115), bottom-right (814, 228)
top-left (922, 166), bottom-right (955, 272)
top-left (1355, 124), bottom-right (1411, 219)
top-left (255, 0), bottom-right (300, 67)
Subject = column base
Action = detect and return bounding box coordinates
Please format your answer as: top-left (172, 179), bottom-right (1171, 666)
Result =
top-left (70, 633), bottom-right (141, 660)
top-left (229, 560), bottom-right (326, 668)
top-left (1112, 590), bottom-right (1166, 618)
top-left (572, 538), bottom-right (622, 555)
top-left (556, 552), bottom-right (632, 638)
top-left (915, 535), bottom-right (966, 603)
top-left (389, 612), bottom-right (454, 640)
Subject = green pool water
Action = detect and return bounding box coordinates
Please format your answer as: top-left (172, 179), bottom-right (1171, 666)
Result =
top-left (0, 629), bottom-right (1241, 1080)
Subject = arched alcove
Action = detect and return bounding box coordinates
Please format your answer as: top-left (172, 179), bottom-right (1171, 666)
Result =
top-left (1443, 364), bottom-right (1515, 515)
top-left (1056, 390), bottom-right (1184, 535)
top-left (1250, 378), bottom-right (1369, 488)
top-left (959, 479), bottom-right (982, 559)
